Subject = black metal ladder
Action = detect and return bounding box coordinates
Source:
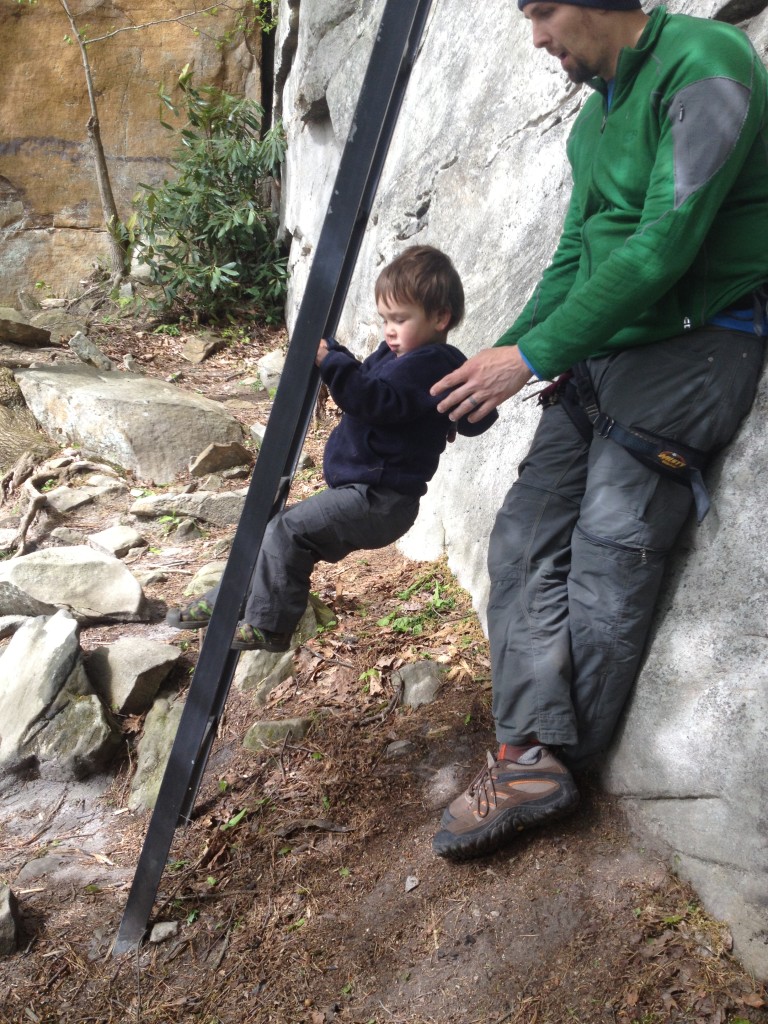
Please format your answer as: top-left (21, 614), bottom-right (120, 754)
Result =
top-left (114, 0), bottom-right (435, 955)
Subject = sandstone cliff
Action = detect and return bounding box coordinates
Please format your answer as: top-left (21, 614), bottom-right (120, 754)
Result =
top-left (0, 0), bottom-right (264, 301)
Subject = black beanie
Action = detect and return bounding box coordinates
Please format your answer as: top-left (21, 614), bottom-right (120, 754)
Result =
top-left (518, 0), bottom-right (642, 9)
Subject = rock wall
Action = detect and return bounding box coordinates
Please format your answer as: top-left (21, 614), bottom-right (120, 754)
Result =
top-left (0, 1), bottom-right (263, 302)
top-left (274, 0), bottom-right (768, 979)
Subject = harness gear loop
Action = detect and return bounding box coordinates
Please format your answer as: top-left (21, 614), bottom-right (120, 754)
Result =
top-left (537, 370), bottom-right (592, 444)
top-left (557, 362), bottom-right (712, 523)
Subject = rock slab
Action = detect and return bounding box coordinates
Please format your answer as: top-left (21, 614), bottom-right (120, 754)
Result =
top-left (15, 364), bottom-right (245, 484)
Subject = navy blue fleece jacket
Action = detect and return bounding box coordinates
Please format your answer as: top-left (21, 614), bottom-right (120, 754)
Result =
top-left (318, 338), bottom-right (497, 496)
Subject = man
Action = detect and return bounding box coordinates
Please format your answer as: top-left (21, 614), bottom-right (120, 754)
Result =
top-left (430, 0), bottom-right (768, 861)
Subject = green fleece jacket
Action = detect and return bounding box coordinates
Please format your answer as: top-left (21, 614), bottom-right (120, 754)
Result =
top-left (495, 6), bottom-right (768, 379)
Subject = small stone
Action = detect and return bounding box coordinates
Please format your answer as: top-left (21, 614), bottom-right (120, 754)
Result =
top-left (385, 739), bottom-right (416, 759)
top-left (149, 921), bottom-right (179, 944)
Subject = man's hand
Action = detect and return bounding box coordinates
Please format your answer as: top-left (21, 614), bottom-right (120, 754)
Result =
top-left (430, 346), bottom-right (533, 422)
top-left (315, 338), bottom-right (330, 366)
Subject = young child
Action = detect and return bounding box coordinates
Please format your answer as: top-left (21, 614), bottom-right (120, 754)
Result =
top-left (167, 245), bottom-right (497, 650)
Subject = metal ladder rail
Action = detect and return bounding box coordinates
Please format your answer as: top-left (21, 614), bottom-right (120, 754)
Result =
top-left (113, 0), bottom-right (434, 955)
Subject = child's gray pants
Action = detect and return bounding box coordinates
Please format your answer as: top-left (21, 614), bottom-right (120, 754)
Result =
top-left (487, 327), bottom-right (765, 766)
top-left (205, 483), bottom-right (419, 634)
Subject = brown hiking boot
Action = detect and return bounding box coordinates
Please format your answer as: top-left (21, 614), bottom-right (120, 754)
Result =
top-left (432, 746), bottom-right (579, 861)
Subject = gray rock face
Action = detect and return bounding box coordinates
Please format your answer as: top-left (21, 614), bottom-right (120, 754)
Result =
top-left (279, 0), bottom-right (579, 598)
top-left (0, 546), bottom-right (146, 622)
top-left (14, 363), bottom-right (245, 484)
top-left (276, 0), bottom-right (768, 979)
top-left (602, 370), bottom-right (768, 977)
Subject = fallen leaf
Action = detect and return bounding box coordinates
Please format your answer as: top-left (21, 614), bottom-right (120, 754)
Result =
top-left (741, 992), bottom-right (767, 1008)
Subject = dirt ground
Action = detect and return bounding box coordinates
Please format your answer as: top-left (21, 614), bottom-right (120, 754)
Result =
top-left (0, 309), bottom-right (766, 1024)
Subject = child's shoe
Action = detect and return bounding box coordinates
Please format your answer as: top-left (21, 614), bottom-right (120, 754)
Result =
top-left (166, 597), bottom-right (213, 629)
top-left (231, 621), bottom-right (293, 652)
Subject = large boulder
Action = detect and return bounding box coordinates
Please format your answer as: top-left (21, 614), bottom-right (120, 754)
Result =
top-left (85, 638), bottom-right (181, 716)
top-left (274, 0), bottom-right (768, 979)
top-left (0, 611), bottom-right (121, 780)
top-left (0, 546), bottom-right (146, 623)
top-left (14, 364), bottom-right (245, 484)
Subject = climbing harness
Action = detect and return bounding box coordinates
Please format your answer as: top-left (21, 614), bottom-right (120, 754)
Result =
top-left (539, 363), bottom-right (711, 523)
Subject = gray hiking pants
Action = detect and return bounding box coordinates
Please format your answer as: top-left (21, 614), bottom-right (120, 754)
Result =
top-left (487, 328), bottom-right (765, 765)
top-left (206, 483), bottom-right (419, 634)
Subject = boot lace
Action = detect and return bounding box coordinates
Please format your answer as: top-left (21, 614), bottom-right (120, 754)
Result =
top-left (467, 751), bottom-right (499, 819)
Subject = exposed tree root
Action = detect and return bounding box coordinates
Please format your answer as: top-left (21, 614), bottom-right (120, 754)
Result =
top-left (1, 451), bottom-right (122, 555)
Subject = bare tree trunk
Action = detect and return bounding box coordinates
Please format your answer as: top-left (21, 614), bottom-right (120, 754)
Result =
top-left (58, 0), bottom-right (129, 284)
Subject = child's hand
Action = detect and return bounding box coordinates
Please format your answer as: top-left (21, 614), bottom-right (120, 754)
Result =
top-left (316, 338), bottom-right (330, 366)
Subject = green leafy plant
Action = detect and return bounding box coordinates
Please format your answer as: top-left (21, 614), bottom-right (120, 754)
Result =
top-left (377, 578), bottom-right (456, 635)
top-left (158, 512), bottom-right (180, 535)
top-left (359, 667), bottom-right (381, 693)
top-left (220, 807), bottom-right (248, 831)
top-left (132, 66), bottom-right (287, 321)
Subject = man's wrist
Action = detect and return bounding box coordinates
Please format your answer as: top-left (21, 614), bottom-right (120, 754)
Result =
top-left (517, 346), bottom-right (540, 380)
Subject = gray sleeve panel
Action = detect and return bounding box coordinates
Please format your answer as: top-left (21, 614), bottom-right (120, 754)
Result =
top-left (668, 77), bottom-right (751, 209)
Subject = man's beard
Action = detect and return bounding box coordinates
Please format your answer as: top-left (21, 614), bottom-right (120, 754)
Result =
top-left (565, 58), bottom-right (596, 84)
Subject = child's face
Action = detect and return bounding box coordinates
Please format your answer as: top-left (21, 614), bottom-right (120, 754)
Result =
top-left (376, 296), bottom-right (451, 357)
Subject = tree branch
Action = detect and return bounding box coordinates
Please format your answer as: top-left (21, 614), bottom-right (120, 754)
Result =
top-left (80, 3), bottom-right (245, 46)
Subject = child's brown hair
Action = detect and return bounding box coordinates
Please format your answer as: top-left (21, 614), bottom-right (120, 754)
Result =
top-left (375, 245), bottom-right (465, 330)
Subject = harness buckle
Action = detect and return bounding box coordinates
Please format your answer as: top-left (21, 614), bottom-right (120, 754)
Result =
top-left (594, 412), bottom-right (615, 439)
